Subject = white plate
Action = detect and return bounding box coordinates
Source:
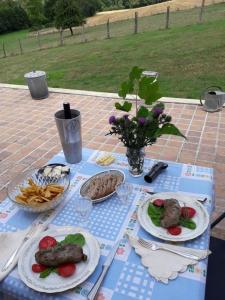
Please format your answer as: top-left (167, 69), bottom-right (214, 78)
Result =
top-left (137, 192), bottom-right (209, 242)
top-left (18, 227), bottom-right (100, 293)
top-left (80, 169), bottom-right (125, 204)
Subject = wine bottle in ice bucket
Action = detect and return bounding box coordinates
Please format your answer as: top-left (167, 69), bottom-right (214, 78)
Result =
top-left (55, 103), bottom-right (82, 163)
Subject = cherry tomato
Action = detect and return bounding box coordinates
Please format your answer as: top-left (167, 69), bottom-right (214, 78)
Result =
top-left (57, 263), bottom-right (76, 277)
top-left (181, 207), bottom-right (196, 219)
top-left (167, 226), bottom-right (182, 235)
top-left (32, 263), bottom-right (47, 273)
top-left (153, 199), bottom-right (165, 207)
top-left (39, 236), bottom-right (57, 250)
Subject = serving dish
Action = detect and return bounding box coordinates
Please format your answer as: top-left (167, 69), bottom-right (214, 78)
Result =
top-left (137, 192), bottom-right (209, 242)
top-left (80, 169), bottom-right (125, 204)
top-left (7, 169), bottom-right (70, 213)
top-left (18, 227), bottom-right (100, 293)
top-left (37, 163), bottom-right (70, 180)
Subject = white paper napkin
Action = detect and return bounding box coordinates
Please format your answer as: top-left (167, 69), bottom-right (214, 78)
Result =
top-left (127, 234), bottom-right (211, 284)
top-left (0, 224), bottom-right (46, 281)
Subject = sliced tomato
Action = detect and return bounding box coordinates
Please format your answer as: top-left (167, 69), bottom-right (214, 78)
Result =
top-left (57, 263), bottom-right (76, 277)
top-left (181, 207), bottom-right (196, 219)
top-left (39, 236), bottom-right (57, 250)
top-left (167, 226), bottom-right (182, 236)
top-left (32, 263), bottom-right (47, 273)
top-left (153, 199), bottom-right (165, 207)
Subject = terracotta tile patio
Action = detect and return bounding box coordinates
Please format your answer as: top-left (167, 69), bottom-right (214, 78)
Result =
top-left (0, 86), bottom-right (225, 238)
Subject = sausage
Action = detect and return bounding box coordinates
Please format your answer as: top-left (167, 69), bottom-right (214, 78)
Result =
top-left (160, 199), bottom-right (181, 228)
top-left (35, 244), bottom-right (87, 267)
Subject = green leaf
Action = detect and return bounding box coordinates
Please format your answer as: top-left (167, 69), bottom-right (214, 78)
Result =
top-left (137, 106), bottom-right (149, 118)
top-left (129, 66), bottom-right (143, 82)
top-left (40, 268), bottom-right (55, 279)
top-left (115, 101), bottom-right (132, 112)
top-left (60, 233), bottom-right (85, 247)
top-left (154, 124), bottom-right (186, 139)
top-left (147, 203), bottom-right (164, 226)
top-left (150, 215), bottom-right (162, 227)
top-left (138, 77), bottom-right (161, 105)
top-left (179, 218), bottom-right (196, 230)
top-left (118, 81), bottom-right (134, 99)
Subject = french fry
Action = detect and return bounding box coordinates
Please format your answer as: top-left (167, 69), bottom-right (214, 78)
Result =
top-left (15, 178), bottom-right (64, 207)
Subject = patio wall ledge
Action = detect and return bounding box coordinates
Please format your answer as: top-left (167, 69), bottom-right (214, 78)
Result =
top-left (0, 83), bottom-right (201, 105)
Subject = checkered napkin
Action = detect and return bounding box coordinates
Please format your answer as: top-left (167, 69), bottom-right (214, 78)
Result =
top-left (0, 224), bottom-right (46, 282)
top-left (127, 234), bottom-right (211, 284)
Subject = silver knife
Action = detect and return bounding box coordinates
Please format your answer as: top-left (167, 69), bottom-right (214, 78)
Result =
top-left (88, 239), bottom-right (121, 300)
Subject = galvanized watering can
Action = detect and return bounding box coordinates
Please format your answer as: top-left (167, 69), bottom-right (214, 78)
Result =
top-left (200, 86), bottom-right (225, 112)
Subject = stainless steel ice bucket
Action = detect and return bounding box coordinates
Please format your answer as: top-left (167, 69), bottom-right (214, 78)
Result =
top-left (55, 109), bottom-right (82, 164)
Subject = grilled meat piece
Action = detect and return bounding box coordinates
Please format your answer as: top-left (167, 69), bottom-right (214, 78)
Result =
top-left (35, 244), bottom-right (87, 267)
top-left (160, 199), bottom-right (181, 228)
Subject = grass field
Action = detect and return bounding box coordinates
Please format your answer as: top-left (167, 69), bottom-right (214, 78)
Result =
top-left (87, 0), bottom-right (225, 26)
top-left (0, 3), bottom-right (225, 57)
top-left (0, 3), bottom-right (225, 99)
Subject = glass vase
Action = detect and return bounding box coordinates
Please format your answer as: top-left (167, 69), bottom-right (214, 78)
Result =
top-left (126, 147), bottom-right (145, 177)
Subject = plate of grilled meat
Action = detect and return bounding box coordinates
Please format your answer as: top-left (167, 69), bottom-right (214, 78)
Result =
top-left (18, 226), bottom-right (100, 293)
top-left (138, 192), bottom-right (209, 242)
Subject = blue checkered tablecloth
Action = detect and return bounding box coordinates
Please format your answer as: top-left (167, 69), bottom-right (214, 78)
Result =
top-left (0, 148), bottom-right (214, 300)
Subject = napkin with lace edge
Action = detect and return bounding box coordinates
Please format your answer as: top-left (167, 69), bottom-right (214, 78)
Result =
top-left (127, 234), bottom-right (211, 284)
top-left (0, 224), bottom-right (46, 282)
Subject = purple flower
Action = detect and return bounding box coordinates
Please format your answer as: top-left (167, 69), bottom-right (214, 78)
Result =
top-left (109, 116), bottom-right (116, 124)
top-left (138, 117), bottom-right (146, 125)
top-left (155, 108), bottom-right (163, 114)
top-left (153, 107), bottom-right (163, 117)
top-left (123, 114), bottom-right (129, 120)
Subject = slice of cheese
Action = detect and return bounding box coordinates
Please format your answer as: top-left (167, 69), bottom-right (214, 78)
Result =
top-left (96, 154), bottom-right (115, 166)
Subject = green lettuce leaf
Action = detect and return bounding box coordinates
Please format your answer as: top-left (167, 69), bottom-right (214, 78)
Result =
top-left (40, 268), bottom-right (56, 278)
top-left (59, 233), bottom-right (85, 247)
top-left (179, 218), bottom-right (196, 230)
top-left (147, 203), bottom-right (164, 226)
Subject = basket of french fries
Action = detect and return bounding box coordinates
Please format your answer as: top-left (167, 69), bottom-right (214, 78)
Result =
top-left (7, 169), bottom-right (70, 212)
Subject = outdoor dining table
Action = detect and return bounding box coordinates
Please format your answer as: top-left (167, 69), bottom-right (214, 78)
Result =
top-left (0, 147), bottom-right (214, 300)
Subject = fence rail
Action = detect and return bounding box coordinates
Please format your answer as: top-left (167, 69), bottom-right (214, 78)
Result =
top-left (0, 1), bottom-right (224, 59)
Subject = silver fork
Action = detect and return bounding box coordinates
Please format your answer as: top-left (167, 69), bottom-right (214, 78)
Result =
top-left (1, 223), bottom-right (38, 272)
top-left (138, 238), bottom-right (200, 261)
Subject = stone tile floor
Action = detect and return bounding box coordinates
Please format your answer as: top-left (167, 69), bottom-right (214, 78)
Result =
top-left (0, 87), bottom-right (225, 238)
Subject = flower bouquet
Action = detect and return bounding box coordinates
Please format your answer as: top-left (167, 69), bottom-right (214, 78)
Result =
top-left (107, 66), bottom-right (185, 177)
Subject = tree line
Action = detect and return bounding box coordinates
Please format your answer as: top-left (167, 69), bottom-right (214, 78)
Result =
top-left (0, 0), bottom-right (169, 35)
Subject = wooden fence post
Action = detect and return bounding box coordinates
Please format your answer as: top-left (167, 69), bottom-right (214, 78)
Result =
top-left (2, 42), bottom-right (6, 58)
top-left (165, 6), bottom-right (170, 29)
top-left (37, 31), bottom-right (41, 50)
top-left (18, 39), bottom-right (23, 55)
top-left (106, 19), bottom-right (110, 39)
top-left (59, 29), bottom-right (64, 46)
top-left (134, 12), bottom-right (138, 34)
top-left (81, 24), bottom-right (87, 43)
top-left (199, 0), bottom-right (206, 23)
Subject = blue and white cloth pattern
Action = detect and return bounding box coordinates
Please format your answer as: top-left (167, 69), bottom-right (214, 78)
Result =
top-left (0, 148), bottom-right (214, 300)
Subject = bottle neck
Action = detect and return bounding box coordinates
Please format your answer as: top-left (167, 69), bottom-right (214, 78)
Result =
top-left (63, 102), bottom-right (72, 119)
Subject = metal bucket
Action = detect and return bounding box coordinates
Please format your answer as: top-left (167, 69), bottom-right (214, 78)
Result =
top-left (55, 109), bottom-right (82, 164)
top-left (142, 71), bottom-right (159, 80)
top-left (200, 86), bottom-right (225, 112)
top-left (24, 70), bottom-right (49, 100)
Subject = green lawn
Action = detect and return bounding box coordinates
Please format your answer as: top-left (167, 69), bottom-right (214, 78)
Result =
top-left (0, 4), bottom-right (225, 98)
